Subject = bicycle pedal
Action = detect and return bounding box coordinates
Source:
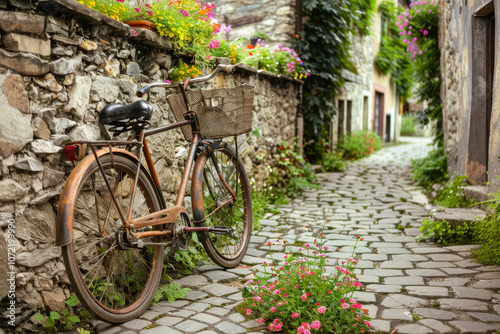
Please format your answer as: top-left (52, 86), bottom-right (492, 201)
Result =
top-left (208, 226), bottom-right (234, 235)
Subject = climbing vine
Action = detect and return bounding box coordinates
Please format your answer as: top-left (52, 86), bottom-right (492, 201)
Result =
top-left (375, 1), bottom-right (414, 100)
top-left (397, 0), bottom-right (442, 145)
top-left (293, 0), bottom-right (375, 162)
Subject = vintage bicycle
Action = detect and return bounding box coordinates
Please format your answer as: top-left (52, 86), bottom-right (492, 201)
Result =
top-left (54, 63), bottom-right (254, 323)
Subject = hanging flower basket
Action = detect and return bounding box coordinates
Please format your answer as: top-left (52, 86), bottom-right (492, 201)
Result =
top-left (125, 20), bottom-right (157, 32)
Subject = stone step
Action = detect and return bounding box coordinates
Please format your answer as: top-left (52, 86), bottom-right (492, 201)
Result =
top-left (432, 208), bottom-right (487, 227)
top-left (463, 185), bottom-right (489, 209)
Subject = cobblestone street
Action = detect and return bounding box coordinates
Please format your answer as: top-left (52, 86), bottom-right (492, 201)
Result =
top-left (96, 137), bottom-right (500, 334)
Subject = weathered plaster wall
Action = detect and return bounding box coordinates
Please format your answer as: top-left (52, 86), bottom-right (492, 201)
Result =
top-left (211, 0), bottom-right (296, 45)
top-left (372, 0), bottom-right (400, 143)
top-left (441, 0), bottom-right (500, 183)
top-left (0, 1), bottom-right (300, 330)
top-left (335, 31), bottom-right (375, 136)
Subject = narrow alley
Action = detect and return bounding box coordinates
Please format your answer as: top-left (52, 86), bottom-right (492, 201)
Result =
top-left (95, 137), bottom-right (500, 334)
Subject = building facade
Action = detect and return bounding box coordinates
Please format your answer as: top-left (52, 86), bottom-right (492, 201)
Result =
top-left (440, 0), bottom-right (499, 184)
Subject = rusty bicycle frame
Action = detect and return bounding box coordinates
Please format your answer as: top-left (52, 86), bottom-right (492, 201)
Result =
top-left (56, 64), bottom-right (237, 249)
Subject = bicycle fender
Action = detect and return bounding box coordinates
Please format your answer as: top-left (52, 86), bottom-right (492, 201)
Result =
top-left (55, 148), bottom-right (139, 247)
top-left (191, 150), bottom-right (207, 230)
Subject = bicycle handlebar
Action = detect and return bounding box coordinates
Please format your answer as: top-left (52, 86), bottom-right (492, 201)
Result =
top-left (136, 64), bottom-right (235, 98)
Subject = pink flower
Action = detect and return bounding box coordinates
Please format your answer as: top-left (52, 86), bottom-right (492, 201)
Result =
top-left (145, 3), bottom-right (151, 8)
top-left (134, 7), bottom-right (140, 12)
top-left (301, 322), bottom-right (311, 330)
top-left (423, 30), bottom-right (429, 35)
top-left (164, 80), bottom-right (172, 84)
top-left (341, 303), bottom-right (349, 309)
top-left (292, 312), bottom-right (299, 318)
top-left (311, 321), bottom-right (321, 329)
top-left (148, 11), bottom-right (153, 15)
top-left (349, 298), bottom-right (356, 304)
top-left (247, 309), bottom-right (252, 315)
top-left (270, 306), bottom-right (276, 313)
top-left (275, 322), bottom-right (283, 331)
top-left (318, 306), bottom-right (326, 314)
top-left (301, 294), bottom-right (307, 301)
top-left (116, 0), bottom-right (124, 2)
top-left (364, 321), bottom-right (371, 327)
top-left (180, 9), bottom-right (189, 16)
top-left (258, 318), bottom-right (264, 324)
top-left (274, 289), bottom-right (280, 295)
top-left (297, 326), bottom-right (305, 334)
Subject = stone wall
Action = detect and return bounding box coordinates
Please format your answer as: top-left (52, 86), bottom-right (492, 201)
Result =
top-left (440, 0), bottom-right (500, 183)
top-left (0, 0), bottom-right (300, 330)
top-left (211, 0), bottom-right (296, 45)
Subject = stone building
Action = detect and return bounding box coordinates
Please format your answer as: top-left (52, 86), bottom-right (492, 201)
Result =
top-left (440, 0), bottom-right (499, 184)
top-left (213, 0), bottom-right (405, 146)
top-left (334, 0), bottom-right (403, 145)
top-left (0, 0), bottom-right (302, 330)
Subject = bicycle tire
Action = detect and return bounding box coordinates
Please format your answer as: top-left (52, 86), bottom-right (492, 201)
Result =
top-left (192, 143), bottom-right (252, 268)
top-left (61, 153), bottom-right (164, 323)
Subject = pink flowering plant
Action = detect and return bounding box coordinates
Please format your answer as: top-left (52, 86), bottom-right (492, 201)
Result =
top-left (241, 234), bottom-right (371, 333)
top-left (242, 41), bottom-right (311, 80)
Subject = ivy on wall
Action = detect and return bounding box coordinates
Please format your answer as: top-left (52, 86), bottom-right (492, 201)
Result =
top-left (407, 3), bottom-right (442, 145)
top-left (375, 1), bottom-right (414, 101)
top-left (293, 0), bottom-right (375, 161)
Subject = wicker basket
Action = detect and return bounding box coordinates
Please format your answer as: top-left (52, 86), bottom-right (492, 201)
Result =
top-left (167, 85), bottom-right (255, 141)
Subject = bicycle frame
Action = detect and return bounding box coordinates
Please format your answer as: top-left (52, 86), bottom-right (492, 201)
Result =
top-left (57, 105), bottom-right (237, 247)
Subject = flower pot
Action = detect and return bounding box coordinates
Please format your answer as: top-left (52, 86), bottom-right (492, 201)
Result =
top-left (125, 20), bottom-right (157, 32)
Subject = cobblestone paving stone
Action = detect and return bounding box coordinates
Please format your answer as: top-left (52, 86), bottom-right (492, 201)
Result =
top-left (95, 137), bottom-right (500, 333)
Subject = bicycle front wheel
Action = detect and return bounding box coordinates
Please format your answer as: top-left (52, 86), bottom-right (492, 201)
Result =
top-left (192, 143), bottom-right (252, 268)
top-left (60, 153), bottom-right (164, 323)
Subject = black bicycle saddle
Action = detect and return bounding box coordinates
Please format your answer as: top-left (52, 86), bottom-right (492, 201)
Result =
top-left (99, 100), bottom-right (153, 126)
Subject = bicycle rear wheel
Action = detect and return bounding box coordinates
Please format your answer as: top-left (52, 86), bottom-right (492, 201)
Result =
top-left (61, 154), bottom-right (164, 323)
top-left (192, 143), bottom-right (252, 268)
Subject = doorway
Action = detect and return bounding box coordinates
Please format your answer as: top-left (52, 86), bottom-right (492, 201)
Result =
top-left (374, 92), bottom-right (384, 137)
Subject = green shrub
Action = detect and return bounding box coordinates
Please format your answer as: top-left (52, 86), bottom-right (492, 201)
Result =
top-left (471, 189), bottom-right (500, 265)
top-left (323, 152), bottom-right (345, 172)
top-left (338, 131), bottom-right (382, 160)
top-left (419, 219), bottom-right (476, 246)
top-left (266, 139), bottom-right (321, 198)
top-left (151, 282), bottom-right (190, 305)
top-left (435, 175), bottom-right (472, 208)
top-left (411, 145), bottom-right (448, 190)
top-left (401, 114), bottom-right (418, 135)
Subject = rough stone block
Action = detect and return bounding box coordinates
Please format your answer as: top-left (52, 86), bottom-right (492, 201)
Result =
top-left (3, 33), bottom-right (50, 56)
top-left (0, 10), bottom-right (45, 34)
top-left (433, 208), bottom-right (486, 227)
top-left (0, 49), bottom-right (49, 76)
top-left (45, 16), bottom-right (68, 36)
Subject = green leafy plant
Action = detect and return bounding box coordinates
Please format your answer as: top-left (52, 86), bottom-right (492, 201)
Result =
top-left (411, 145), bottom-right (448, 190)
top-left (419, 219), bottom-right (476, 246)
top-left (267, 139), bottom-right (321, 198)
top-left (375, 1), bottom-right (414, 100)
top-left (164, 234), bottom-right (206, 275)
top-left (401, 114), bottom-right (418, 135)
top-left (470, 188), bottom-right (500, 265)
top-left (241, 234), bottom-right (372, 333)
top-left (152, 282), bottom-right (191, 305)
top-left (398, 2), bottom-right (443, 145)
top-left (293, 0), bottom-right (374, 156)
top-left (323, 152), bottom-right (345, 172)
top-left (35, 295), bottom-right (87, 332)
top-left (338, 131), bottom-right (382, 160)
top-left (435, 175), bottom-right (472, 208)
